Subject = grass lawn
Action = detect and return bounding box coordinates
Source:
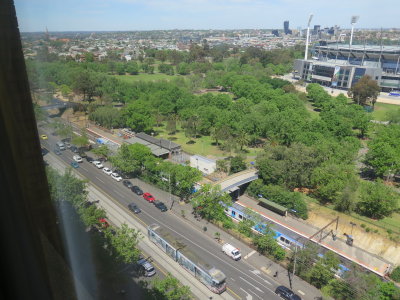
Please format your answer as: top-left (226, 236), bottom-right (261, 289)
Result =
top-left (155, 123), bottom-right (263, 159)
top-left (371, 102), bottom-right (399, 121)
top-left (112, 73), bottom-right (182, 83)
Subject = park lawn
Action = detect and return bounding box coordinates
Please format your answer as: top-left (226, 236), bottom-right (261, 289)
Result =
top-left (112, 73), bottom-right (179, 83)
top-left (371, 102), bottom-right (399, 121)
top-left (155, 123), bottom-right (263, 159)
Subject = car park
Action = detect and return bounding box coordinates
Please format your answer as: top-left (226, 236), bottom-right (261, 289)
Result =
top-left (111, 172), bottom-right (122, 181)
top-left (40, 134), bottom-right (48, 140)
top-left (275, 286), bottom-right (302, 300)
top-left (143, 192), bottom-right (155, 203)
top-left (103, 167), bottom-right (112, 175)
top-left (93, 161), bottom-right (104, 169)
top-left (73, 155), bottom-right (83, 163)
top-left (123, 180), bottom-right (133, 188)
top-left (131, 186), bottom-right (143, 195)
top-left (70, 161), bottom-right (79, 168)
top-left (128, 203), bottom-right (141, 214)
top-left (153, 200), bottom-right (168, 212)
top-left (137, 258), bottom-right (156, 277)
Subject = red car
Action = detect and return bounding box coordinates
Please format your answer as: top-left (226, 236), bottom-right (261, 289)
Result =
top-left (143, 192), bottom-right (155, 203)
top-left (98, 218), bottom-right (110, 228)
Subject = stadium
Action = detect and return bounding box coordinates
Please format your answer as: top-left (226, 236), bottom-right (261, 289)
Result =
top-left (294, 42), bottom-right (400, 91)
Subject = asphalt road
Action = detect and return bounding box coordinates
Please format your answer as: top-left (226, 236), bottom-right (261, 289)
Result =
top-left (40, 131), bottom-right (285, 300)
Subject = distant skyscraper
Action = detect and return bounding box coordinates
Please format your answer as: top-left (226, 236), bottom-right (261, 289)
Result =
top-left (272, 29), bottom-right (279, 37)
top-left (284, 21), bottom-right (290, 35)
top-left (313, 25), bottom-right (321, 35)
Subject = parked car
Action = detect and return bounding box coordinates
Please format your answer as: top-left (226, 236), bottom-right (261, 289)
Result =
top-left (86, 156), bottom-right (93, 163)
top-left (70, 161), bottom-right (79, 168)
top-left (69, 145), bottom-right (78, 153)
top-left (73, 155), bottom-right (83, 163)
top-left (98, 157), bottom-right (107, 163)
top-left (103, 167), bottom-right (112, 175)
top-left (275, 286), bottom-right (302, 300)
top-left (54, 149), bottom-right (62, 155)
top-left (65, 142), bottom-right (71, 149)
top-left (123, 180), bottom-right (133, 188)
top-left (131, 186), bottom-right (143, 195)
top-left (137, 258), bottom-right (156, 277)
top-left (93, 161), bottom-right (104, 169)
top-left (143, 192), bottom-right (155, 203)
top-left (111, 172), bottom-right (122, 181)
top-left (128, 203), bottom-right (141, 214)
top-left (153, 200), bottom-right (168, 212)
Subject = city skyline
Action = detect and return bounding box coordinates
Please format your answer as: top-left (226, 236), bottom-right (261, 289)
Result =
top-left (15, 0), bottom-right (399, 32)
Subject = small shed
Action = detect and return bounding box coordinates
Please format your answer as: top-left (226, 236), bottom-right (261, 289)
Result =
top-left (190, 155), bottom-right (216, 175)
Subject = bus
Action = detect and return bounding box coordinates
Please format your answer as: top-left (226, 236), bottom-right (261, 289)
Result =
top-left (148, 224), bottom-right (227, 294)
top-left (389, 91), bottom-right (400, 97)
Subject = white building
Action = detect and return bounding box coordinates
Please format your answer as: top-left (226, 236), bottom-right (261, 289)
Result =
top-left (190, 155), bottom-right (216, 175)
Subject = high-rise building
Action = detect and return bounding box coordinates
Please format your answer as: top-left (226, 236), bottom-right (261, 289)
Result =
top-left (272, 29), bottom-right (279, 37)
top-left (313, 25), bottom-right (321, 35)
top-left (283, 21), bottom-right (292, 34)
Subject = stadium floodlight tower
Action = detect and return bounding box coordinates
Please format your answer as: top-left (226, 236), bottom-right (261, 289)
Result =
top-left (349, 15), bottom-right (359, 48)
top-left (304, 14), bottom-right (314, 60)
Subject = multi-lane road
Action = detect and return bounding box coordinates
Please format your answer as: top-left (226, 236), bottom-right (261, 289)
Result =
top-left (40, 130), bottom-right (292, 300)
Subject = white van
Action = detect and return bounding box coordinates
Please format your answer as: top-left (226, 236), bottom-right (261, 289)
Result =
top-left (56, 141), bottom-right (66, 151)
top-left (222, 243), bottom-right (241, 260)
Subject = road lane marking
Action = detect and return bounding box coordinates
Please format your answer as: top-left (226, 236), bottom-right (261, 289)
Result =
top-left (113, 189), bottom-right (125, 198)
top-left (227, 287), bottom-right (242, 299)
top-left (249, 270), bottom-right (271, 285)
top-left (81, 166), bottom-right (88, 171)
top-left (95, 176), bottom-right (105, 183)
top-left (240, 288), bottom-right (252, 300)
top-left (239, 276), bottom-right (263, 293)
top-left (298, 290), bottom-right (305, 295)
top-left (244, 250), bottom-right (256, 260)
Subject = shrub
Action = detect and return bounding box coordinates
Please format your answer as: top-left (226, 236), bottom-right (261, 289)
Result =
top-left (390, 266), bottom-right (400, 282)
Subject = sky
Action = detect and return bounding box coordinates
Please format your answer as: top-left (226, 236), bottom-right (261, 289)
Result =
top-left (14, 0), bottom-right (399, 32)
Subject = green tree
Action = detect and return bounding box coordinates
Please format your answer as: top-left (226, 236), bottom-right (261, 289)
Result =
top-left (71, 132), bottom-right (89, 148)
top-left (308, 262), bottom-right (334, 289)
top-left (92, 145), bottom-right (110, 159)
top-left (365, 125), bottom-right (400, 179)
top-left (149, 274), bottom-right (191, 300)
top-left (110, 143), bottom-right (153, 176)
top-left (106, 223), bottom-right (140, 264)
top-left (348, 75), bottom-right (380, 107)
top-left (126, 61), bottom-right (140, 75)
top-left (253, 226), bottom-right (285, 260)
top-left (311, 162), bottom-right (356, 204)
top-left (230, 156), bottom-right (246, 174)
top-left (123, 100), bottom-right (155, 133)
top-left (357, 180), bottom-right (399, 219)
top-left (190, 184), bottom-right (231, 221)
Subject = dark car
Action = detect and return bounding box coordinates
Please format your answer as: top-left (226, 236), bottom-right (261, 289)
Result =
top-left (86, 156), bottom-right (94, 162)
top-left (153, 200), bottom-right (168, 212)
top-left (70, 161), bottom-right (79, 168)
top-left (275, 286), bottom-right (302, 300)
top-left (79, 151), bottom-right (87, 158)
top-left (70, 145), bottom-right (78, 153)
top-left (123, 180), bottom-right (133, 188)
top-left (98, 157), bottom-right (107, 162)
top-left (54, 149), bottom-right (62, 155)
top-left (131, 185), bottom-right (143, 195)
top-left (128, 203), bottom-right (141, 214)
